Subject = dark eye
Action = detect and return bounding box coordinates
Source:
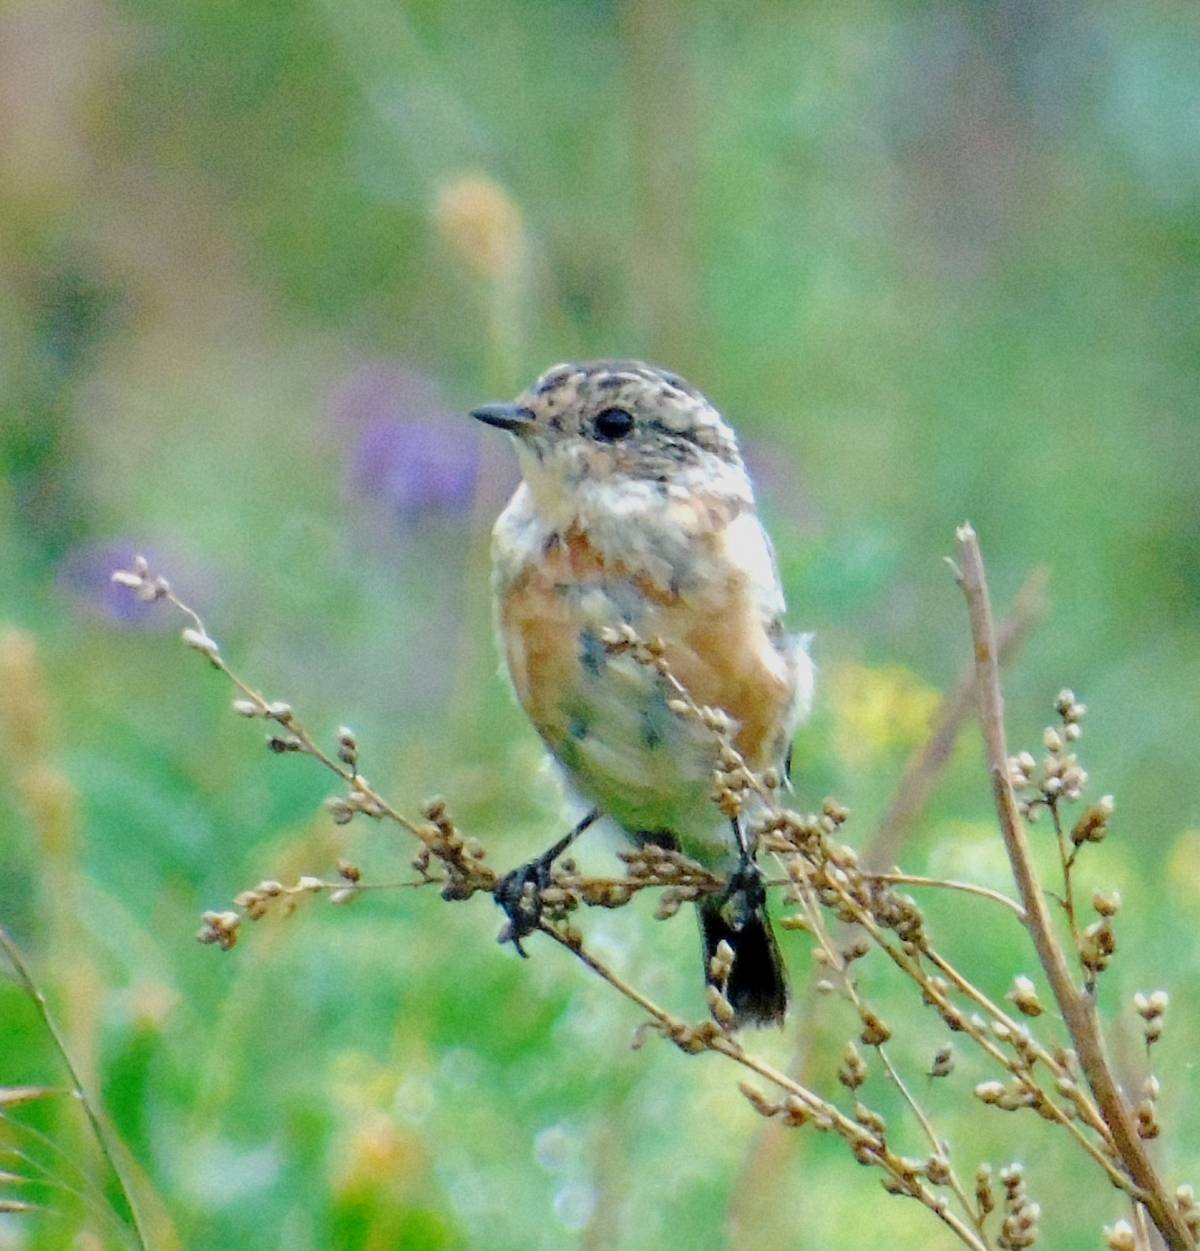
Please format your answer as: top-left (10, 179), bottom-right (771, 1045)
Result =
top-left (594, 408), bottom-right (635, 441)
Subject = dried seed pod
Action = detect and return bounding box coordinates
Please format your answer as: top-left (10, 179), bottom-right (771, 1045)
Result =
top-left (925, 1154), bottom-right (951, 1186)
top-left (975, 1163), bottom-right (995, 1217)
top-left (738, 1083), bottom-right (779, 1119)
top-left (1103, 1220), bottom-right (1136, 1251)
top-left (929, 1045), bottom-right (955, 1079)
top-left (1071, 796), bottom-right (1114, 846)
top-left (1007, 975), bottom-right (1044, 1018)
top-left (706, 984), bottom-right (736, 1027)
top-left (975, 1081), bottom-right (1007, 1106)
top-left (181, 627), bottom-right (219, 660)
top-left (859, 1011), bottom-right (892, 1047)
top-left (838, 1041), bottom-right (868, 1091)
top-left (1091, 890), bottom-right (1121, 917)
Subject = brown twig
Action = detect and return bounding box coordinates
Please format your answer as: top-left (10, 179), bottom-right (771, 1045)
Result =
top-left (538, 921), bottom-right (992, 1251)
top-left (730, 569), bottom-right (1044, 1248)
top-left (865, 873), bottom-right (1024, 919)
top-left (1048, 799), bottom-right (1085, 963)
top-left (113, 549), bottom-right (1191, 1249)
top-left (953, 524), bottom-right (1193, 1251)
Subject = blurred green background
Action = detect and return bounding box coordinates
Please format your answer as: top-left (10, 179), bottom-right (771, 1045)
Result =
top-left (1, 0), bottom-right (1198, 1248)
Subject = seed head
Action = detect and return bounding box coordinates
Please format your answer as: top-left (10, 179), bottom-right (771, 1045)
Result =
top-left (1103, 1220), bottom-right (1135, 1251)
top-left (1007, 975), bottom-right (1044, 1018)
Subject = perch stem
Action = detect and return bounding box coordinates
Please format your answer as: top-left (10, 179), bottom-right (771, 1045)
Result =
top-left (954, 525), bottom-right (1192, 1251)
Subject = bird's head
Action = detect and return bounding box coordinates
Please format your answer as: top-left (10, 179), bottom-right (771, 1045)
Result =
top-left (471, 360), bottom-right (748, 521)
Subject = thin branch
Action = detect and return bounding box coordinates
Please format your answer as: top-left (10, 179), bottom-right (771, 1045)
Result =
top-left (765, 847), bottom-right (985, 1236)
top-left (954, 524), bottom-right (1193, 1251)
top-left (816, 862), bottom-right (1135, 1195)
top-left (877, 1047), bottom-right (987, 1241)
top-left (730, 567), bottom-right (1044, 1248)
top-left (538, 922), bottom-right (992, 1251)
top-left (761, 871), bottom-right (1024, 918)
top-left (866, 873), bottom-right (1025, 920)
top-left (114, 550), bottom-right (1191, 1250)
top-left (1049, 800), bottom-right (1084, 965)
top-left (162, 583), bottom-right (427, 844)
top-left (919, 946), bottom-right (1112, 1145)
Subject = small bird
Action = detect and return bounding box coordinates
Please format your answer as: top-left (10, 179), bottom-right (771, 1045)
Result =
top-left (472, 361), bottom-right (813, 1025)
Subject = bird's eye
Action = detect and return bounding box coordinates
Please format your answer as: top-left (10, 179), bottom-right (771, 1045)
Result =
top-left (594, 408), bottom-right (635, 441)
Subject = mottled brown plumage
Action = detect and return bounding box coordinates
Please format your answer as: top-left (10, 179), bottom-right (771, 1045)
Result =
top-left (475, 360), bottom-right (813, 1024)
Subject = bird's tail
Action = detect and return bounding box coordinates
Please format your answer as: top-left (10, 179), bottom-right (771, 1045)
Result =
top-left (698, 894), bottom-right (788, 1027)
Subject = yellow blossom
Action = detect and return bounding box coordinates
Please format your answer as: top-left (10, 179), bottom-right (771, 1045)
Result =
top-left (831, 663), bottom-right (941, 765)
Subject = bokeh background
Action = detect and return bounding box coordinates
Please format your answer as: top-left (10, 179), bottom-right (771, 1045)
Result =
top-left (1, 1), bottom-right (1198, 1248)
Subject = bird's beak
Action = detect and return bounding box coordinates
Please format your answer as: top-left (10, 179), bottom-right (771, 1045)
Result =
top-left (470, 403), bottom-right (536, 435)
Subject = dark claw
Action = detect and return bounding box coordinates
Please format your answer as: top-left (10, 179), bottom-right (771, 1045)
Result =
top-left (495, 810), bottom-right (601, 956)
top-left (721, 859), bottom-right (767, 932)
top-left (495, 855), bottom-right (555, 957)
top-left (721, 816), bottom-right (765, 930)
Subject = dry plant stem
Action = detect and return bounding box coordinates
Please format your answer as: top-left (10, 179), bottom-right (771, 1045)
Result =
top-left (920, 969), bottom-right (1130, 1193)
top-left (954, 524), bottom-right (1193, 1251)
top-left (761, 734), bottom-right (1119, 1178)
top-left (866, 873), bottom-right (1024, 919)
top-left (771, 767), bottom-right (1127, 1192)
top-left (873, 1047), bottom-right (988, 1240)
top-left (817, 866), bottom-right (1134, 1193)
top-left (1141, 1200), bottom-right (1161, 1251)
top-left (918, 946), bottom-right (1113, 1146)
top-left (730, 575), bottom-right (1043, 1247)
top-left (763, 872), bottom-right (1023, 918)
top-left (0, 927), bottom-right (149, 1251)
top-left (163, 589), bottom-right (494, 893)
top-left (168, 596), bottom-right (421, 829)
top-left (867, 566), bottom-right (1048, 870)
top-left (1049, 801), bottom-right (1084, 959)
top-left (783, 855), bottom-right (986, 1235)
top-left (643, 604), bottom-right (1133, 1227)
top-left (538, 922), bottom-right (991, 1251)
top-left (133, 555), bottom-right (1182, 1248)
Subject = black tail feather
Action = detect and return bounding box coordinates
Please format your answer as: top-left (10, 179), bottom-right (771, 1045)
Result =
top-left (699, 896), bottom-right (788, 1027)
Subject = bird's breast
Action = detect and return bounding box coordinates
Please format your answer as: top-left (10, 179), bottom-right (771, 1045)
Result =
top-left (492, 499), bottom-right (800, 836)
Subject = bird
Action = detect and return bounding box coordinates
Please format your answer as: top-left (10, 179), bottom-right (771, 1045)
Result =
top-left (472, 360), bottom-right (813, 1025)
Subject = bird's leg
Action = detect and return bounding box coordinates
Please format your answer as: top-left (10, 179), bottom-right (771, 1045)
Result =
top-left (730, 814), bottom-right (754, 862)
top-left (722, 817), bottom-right (767, 931)
top-left (495, 808), bottom-right (600, 956)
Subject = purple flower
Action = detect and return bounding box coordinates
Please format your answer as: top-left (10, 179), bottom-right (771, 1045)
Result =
top-left (349, 417), bottom-right (480, 521)
top-left (333, 363), bottom-right (483, 522)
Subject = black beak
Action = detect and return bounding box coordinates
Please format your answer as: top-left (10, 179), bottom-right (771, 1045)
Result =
top-left (470, 403), bottom-right (536, 434)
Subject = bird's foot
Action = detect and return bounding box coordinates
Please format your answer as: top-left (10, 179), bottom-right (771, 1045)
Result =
top-left (721, 859), bottom-right (767, 932)
top-left (495, 853), bottom-right (556, 957)
top-left (495, 810), bottom-right (600, 956)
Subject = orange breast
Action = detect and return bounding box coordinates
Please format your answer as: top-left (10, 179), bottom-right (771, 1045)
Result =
top-left (666, 590), bottom-right (793, 768)
top-left (498, 524), bottom-right (793, 770)
top-left (498, 545), bottom-right (585, 746)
